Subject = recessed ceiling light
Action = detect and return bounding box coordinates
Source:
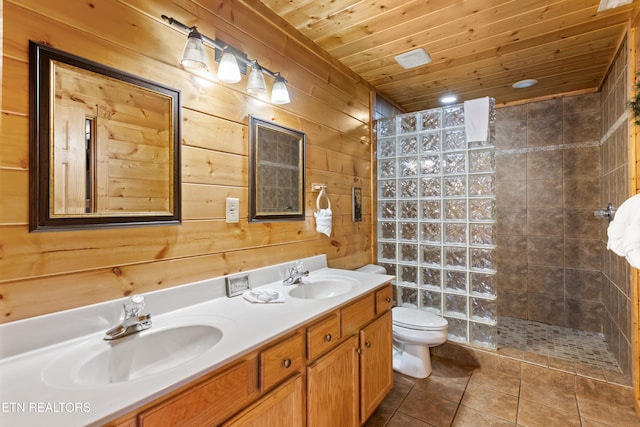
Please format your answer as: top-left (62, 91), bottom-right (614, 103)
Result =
top-left (439, 94), bottom-right (458, 104)
top-left (597, 0), bottom-right (632, 12)
top-left (512, 79), bottom-right (538, 89)
top-left (394, 48), bottom-right (432, 69)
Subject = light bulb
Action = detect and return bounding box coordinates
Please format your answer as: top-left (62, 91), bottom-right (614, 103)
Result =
top-left (217, 51), bottom-right (241, 83)
top-left (271, 74), bottom-right (290, 104)
top-left (247, 62), bottom-right (267, 94)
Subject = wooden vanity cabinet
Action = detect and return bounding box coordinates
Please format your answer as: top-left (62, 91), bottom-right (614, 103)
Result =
top-left (223, 374), bottom-right (305, 427)
top-left (307, 284), bottom-right (394, 426)
top-left (137, 358), bottom-right (259, 427)
top-left (359, 310), bottom-right (393, 421)
top-left (114, 283), bottom-right (392, 427)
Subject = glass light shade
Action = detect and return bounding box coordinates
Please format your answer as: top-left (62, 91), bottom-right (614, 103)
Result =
top-left (181, 29), bottom-right (207, 69)
top-left (217, 51), bottom-right (241, 83)
top-left (271, 75), bottom-right (290, 104)
top-left (247, 62), bottom-right (267, 94)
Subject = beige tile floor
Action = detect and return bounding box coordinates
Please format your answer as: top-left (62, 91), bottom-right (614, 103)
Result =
top-left (364, 356), bottom-right (640, 427)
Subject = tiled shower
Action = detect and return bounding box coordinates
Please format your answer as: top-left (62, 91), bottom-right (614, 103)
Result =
top-left (376, 102), bottom-right (499, 349)
top-left (374, 38), bottom-right (633, 374)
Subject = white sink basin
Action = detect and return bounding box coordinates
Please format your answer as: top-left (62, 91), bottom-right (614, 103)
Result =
top-left (288, 275), bottom-right (358, 299)
top-left (43, 318), bottom-right (228, 387)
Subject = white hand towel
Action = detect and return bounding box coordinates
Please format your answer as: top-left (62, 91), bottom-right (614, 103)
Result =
top-left (464, 96), bottom-right (490, 142)
top-left (315, 208), bottom-right (332, 237)
top-left (608, 195), bottom-right (640, 257)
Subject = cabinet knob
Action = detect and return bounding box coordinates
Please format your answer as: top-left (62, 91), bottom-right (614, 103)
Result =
top-left (385, 297), bottom-right (391, 303)
top-left (282, 358), bottom-right (292, 368)
top-left (324, 334), bottom-right (332, 342)
top-left (365, 341), bottom-right (371, 348)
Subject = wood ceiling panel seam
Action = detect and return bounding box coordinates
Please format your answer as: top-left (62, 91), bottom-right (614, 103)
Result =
top-left (338, 5), bottom-right (628, 70)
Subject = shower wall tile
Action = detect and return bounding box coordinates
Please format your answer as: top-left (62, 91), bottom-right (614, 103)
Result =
top-left (563, 146), bottom-right (600, 178)
top-left (527, 117), bottom-right (563, 147)
top-left (496, 235), bottom-right (527, 264)
top-left (495, 105), bottom-right (527, 150)
top-left (564, 239), bottom-right (601, 270)
top-left (563, 110), bottom-right (601, 144)
top-left (496, 261), bottom-right (528, 291)
top-left (496, 153), bottom-right (526, 181)
top-left (498, 289), bottom-right (528, 319)
top-left (528, 98), bottom-right (563, 119)
top-left (565, 299), bottom-right (604, 332)
top-left (496, 208), bottom-right (527, 235)
top-left (565, 269), bottom-right (602, 300)
top-left (563, 209), bottom-right (600, 239)
top-left (526, 151), bottom-right (563, 180)
top-left (527, 180), bottom-right (563, 208)
top-left (563, 92), bottom-right (601, 115)
top-left (599, 39), bottom-right (630, 373)
top-left (496, 181), bottom-right (527, 207)
top-left (527, 237), bottom-right (564, 267)
top-left (528, 293), bottom-right (565, 325)
top-left (564, 178), bottom-right (601, 208)
top-left (527, 266), bottom-right (564, 296)
top-left (526, 208), bottom-right (563, 237)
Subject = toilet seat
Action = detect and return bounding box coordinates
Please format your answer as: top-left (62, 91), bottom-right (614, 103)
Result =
top-left (392, 307), bottom-right (448, 331)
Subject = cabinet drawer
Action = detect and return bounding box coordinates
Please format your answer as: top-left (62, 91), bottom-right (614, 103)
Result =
top-left (260, 332), bottom-right (304, 392)
top-left (375, 284), bottom-right (393, 314)
top-left (138, 358), bottom-right (258, 427)
top-left (341, 293), bottom-right (375, 337)
top-left (306, 312), bottom-right (340, 361)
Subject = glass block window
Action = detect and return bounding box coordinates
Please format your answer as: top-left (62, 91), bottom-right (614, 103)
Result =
top-left (376, 100), bottom-right (497, 349)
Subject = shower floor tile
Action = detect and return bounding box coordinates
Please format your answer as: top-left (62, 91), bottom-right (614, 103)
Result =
top-left (497, 316), bottom-right (620, 372)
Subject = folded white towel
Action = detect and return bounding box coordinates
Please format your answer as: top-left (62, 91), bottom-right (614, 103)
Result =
top-left (242, 289), bottom-right (285, 304)
top-left (608, 195), bottom-right (640, 257)
top-left (464, 96), bottom-right (490, 142)
top-left (315, 208), bottom-right (332, 237)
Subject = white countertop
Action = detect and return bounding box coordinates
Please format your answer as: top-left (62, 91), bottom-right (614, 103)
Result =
top-left (0, 256), bottom-right (393, 426)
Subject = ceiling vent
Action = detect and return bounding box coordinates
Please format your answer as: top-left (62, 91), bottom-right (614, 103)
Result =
top-left (394, 48), bottom-right (432, 69)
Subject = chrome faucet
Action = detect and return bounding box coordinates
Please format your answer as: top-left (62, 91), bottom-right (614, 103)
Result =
top-left (282, 260), bottom-right (309, 286)
top-left (104, 294), bottom-right (152, 340)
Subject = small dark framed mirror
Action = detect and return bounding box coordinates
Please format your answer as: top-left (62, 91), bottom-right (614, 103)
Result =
top-left (29, 41), bottom-right (181, 231)
top-left (248, 116), bottom-right (305, 222)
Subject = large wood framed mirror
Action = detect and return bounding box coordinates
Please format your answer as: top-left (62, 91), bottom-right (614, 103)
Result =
top-left (29, 41), bottom-right (181, 231)
top-left (248, 116), bottom-right (305, 222)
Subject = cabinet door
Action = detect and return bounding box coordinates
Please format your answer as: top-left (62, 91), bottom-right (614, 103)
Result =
top-left (359, 310), bottom-right (393, 423)
top-left (224, 374), bottom-right (304, 427)
top-left (307, 335), bottom-right (359, 427)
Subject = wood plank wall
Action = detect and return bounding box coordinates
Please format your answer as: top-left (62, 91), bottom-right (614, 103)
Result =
top-left (633, 8), bottom-right (640, 412)
top-left (0, 0), bottom-right (374, 323)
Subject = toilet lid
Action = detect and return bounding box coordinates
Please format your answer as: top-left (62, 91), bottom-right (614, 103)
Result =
top-left (392, 307), bottom-right (448, 331)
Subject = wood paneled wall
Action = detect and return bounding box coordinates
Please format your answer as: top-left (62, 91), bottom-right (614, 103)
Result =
top-left (0, 0), bottom-right (374, 323)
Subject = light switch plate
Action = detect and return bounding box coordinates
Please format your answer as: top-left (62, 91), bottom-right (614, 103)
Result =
top-left (226, 197), bottom-right (239, 223)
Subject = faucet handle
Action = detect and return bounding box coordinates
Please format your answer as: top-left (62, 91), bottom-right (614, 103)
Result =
top-left (123, 294), bottom-right (145, 318)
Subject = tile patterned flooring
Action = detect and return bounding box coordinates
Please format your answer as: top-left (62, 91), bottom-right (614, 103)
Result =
top-left (365, 356), bottom-right (640, 427)
top-left (497, 316), bottom-right (620, 371)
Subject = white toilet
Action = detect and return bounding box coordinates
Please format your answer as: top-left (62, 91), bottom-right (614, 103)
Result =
top-left (392, 307), bottom-right (448, 378)
top-left (355, 264), bottom-right (449, 379)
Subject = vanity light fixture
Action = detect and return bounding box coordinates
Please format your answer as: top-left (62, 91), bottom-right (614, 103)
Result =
top-left (247, 61), bottom-right (267, 94)
top-left (217, 49), bottom-right (242, 83)
top-left (271, 73), bottom-right (291, 104)
top-left (180, 27), bottom-right (207, 69)
top-left (161, 14), bottom-right (291, 104)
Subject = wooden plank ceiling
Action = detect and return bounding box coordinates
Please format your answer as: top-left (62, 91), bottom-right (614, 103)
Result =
top-left (259, 0), bottom-right (636, 112)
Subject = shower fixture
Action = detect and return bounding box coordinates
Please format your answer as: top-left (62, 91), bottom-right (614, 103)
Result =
top-left (594, 203), bottom-right (616, 222)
